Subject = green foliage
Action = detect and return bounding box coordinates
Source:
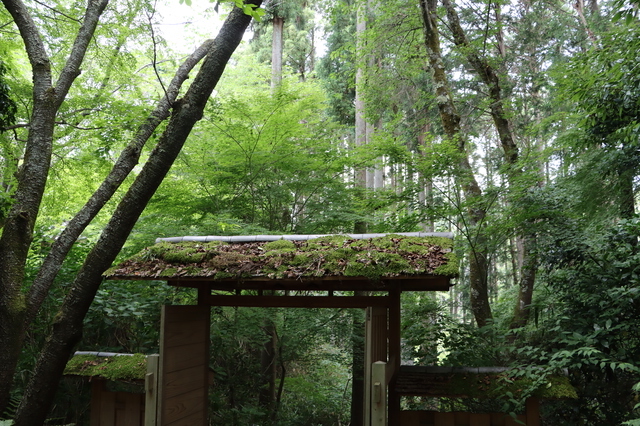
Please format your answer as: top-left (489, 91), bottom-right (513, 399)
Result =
top-left (0, 60), bottom-right (16, 130)
top-left (516, 216), bottom-right (640, 424)
top-left (209, 306), bottom-right (353, 425)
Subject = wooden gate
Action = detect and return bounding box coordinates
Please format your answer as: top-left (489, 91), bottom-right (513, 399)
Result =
top-left (399, 410), bottom-right (533, 426)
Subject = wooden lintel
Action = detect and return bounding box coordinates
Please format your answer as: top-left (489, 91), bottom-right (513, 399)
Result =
top-left (200, 294), bottom-right (391, 308)
top-left (165, 275), bottom-right (452, 292)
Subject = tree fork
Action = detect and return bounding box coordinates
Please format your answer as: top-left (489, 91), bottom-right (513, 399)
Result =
top-left (12, 3), bottom-right (260, 423)
top-left (419, 0), bottom-right (493, 327)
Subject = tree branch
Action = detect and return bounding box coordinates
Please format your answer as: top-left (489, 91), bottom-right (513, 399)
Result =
top-left (54, 0), bottom-right (109, 107)
top-left (24, 37), bottom-right (215, 329)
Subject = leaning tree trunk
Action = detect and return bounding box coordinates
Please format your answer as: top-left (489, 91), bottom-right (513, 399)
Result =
top-left (419, 0), bottom-right (492, 327)
top-left (12, 4), bottom-right (259, 424)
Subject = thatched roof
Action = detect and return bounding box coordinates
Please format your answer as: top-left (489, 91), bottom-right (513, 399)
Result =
top-left (105, 233), bottom-right (457, 287)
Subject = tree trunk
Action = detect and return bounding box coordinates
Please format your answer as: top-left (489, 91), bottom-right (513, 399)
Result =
top-left (419, 0), bottom-right (492, 327)
top-left (11, 4), bottom-right (259, 424)
top-left (271, 16), bottom-right (284, 89)
top-left (442, 0), bottom-right (541, 330)
top-left (0, 0), bottom-right (109, 413)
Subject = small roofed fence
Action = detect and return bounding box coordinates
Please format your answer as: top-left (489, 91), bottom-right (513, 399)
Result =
top-left (64, 352), bottom-right (159, 426)
top-left (394, 366), bottom-right (577, 426)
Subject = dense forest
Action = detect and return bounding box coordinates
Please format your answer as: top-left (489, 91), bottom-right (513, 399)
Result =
top-left (0, 0), bottom-right (639, 424)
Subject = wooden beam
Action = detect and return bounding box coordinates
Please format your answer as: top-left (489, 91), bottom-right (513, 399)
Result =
top-left (199, 294), bottom-right (391, 308)
top-left (167, 275), bottom-right (452, 292)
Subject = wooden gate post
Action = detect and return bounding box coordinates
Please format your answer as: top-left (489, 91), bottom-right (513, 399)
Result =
top-left (371, 361), bottom-right (387, 426)
top-left (145, 354), bottom-right (159, 426)
top-left (365, 306), bottom-right (389, 426)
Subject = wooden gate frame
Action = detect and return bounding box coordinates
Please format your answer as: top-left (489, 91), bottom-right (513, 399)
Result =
top-left (156, 287), bottom-right (409, 426)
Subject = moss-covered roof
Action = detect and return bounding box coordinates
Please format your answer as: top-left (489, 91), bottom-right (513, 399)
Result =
top-left (64, 353), bottom-right (148, 382)
top-left (105, 233), bottom-right (458, 282)
top-left (395, 366), bottom-right (578, 399)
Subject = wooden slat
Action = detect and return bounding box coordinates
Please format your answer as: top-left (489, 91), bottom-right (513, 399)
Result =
top-left (163, 365), bottom-right (208, 399)
top-left (434, 412), bottom-right (455, 426)
top-left (115, 393), bottom-right (141, 426)
top-left (455, 412), bottom-right (470, 423)
top-left (490, 412), bottom-right (506, 425)
top-left (201, 294), bottom-right (391, 308)
top-left (101, 391), bottom-right (116, 426)
top-left (159, 305), bottom-right (209, 426)
top-left (505, 414), bottom-right (527, 425)
top-left (469, 413), bottom-right (491, 426)
top-left (145, 354), bottom-right (159, 426)
top-left (163, 320), bottom-right (208, 348)
top-left (526, 398), bottom-right (541, 426)
top-left (165, 409), bottom-right (206, 426)
top-left (399, 410), bottom-right (435, 425)
top-left (163, 390), bottom-right (206, 424)
top-left (162, 342), bottom-right (207, 372)
top-left (90, 380), bottom-right (104, 426)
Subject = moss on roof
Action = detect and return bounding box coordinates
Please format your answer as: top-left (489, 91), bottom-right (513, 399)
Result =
top-left (105, 234), bottom-right (458, 281)
top-left (64, 354), bottom-right (147, 381)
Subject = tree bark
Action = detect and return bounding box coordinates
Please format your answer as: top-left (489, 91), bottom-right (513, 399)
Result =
top-left (419, 0), bottom-right (492, 327)
top-left (271, 16), bottom-right (284, 89)
top-left (0, 0), bottom-right (108, 414)
top-left (441, 0), bottom-right (539, 330)
top-left (11, 3), bottom-right (259, 424)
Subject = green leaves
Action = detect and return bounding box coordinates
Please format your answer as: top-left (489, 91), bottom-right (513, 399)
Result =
top-left (179, 0), bottom-right (266, 20)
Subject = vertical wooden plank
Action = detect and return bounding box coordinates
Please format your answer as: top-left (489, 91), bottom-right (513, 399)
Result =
top-left (121, 393), bottom-right (141, 426)
top-left (145, 354), bottom-right (159, 426)
top-left (101, 390), bottom-right (116, 426)
top-left (159, 305), bottom-right (210, 426)
top-left (455, 412), bottom-right (470, 424)
top-left (434, 412), bottom-right (455, 426)
top-left (505, 414), bottom-right (527, 426)
top-left (525, 398), bottom-right (541, 426)
top-left (469, 413), bottom-right (491, 426)
top-left (371, 361), bottom-right (387, 426)
top-left (490, 412), bottom-right (506, 426)
top-left (365, 306), bottom-right (388, 426)
top-left (90, 379), bottom-right (104, 426)
top-left (364, 308), bottom-right (372, 426)
top-left (387, 289), bottom-right (401, 426)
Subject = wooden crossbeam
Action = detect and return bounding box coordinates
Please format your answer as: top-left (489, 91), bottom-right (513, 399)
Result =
top-left (198, 294), bottom-right (391, 308)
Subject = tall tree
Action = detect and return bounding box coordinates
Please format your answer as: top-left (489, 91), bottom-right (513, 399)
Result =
top-left (419, 0), bottom-right (492, 326)
top-left (0, 0), bottom-right (260, 421)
